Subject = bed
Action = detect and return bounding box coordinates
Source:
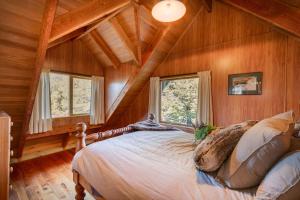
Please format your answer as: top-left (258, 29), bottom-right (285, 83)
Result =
top-left (72, 123), bottom-right (256, 200)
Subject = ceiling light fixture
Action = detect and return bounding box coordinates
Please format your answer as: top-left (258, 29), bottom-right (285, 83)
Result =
top-left (152, 0), bottom-right (186, 23)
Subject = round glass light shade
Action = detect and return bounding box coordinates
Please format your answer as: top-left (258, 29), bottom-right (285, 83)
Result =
top-left (152, 0), bottom-right (186, 23)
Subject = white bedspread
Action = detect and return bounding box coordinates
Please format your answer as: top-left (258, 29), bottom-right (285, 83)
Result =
top-left (72, 130), bottom-right (256, 200)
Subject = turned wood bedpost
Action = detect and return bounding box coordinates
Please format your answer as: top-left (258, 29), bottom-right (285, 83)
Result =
top-left (74, 170), bottom-right (86, 200)
top-left (75, 182), bottom-right (85, 200)
top-left (75, 122), bottom-right (87, 153)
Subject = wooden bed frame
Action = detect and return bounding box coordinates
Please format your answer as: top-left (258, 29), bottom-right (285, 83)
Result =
top-left (73, 122), bottom-right (132, 200)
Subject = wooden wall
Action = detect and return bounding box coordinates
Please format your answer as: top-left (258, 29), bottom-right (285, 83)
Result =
top-left (115, 1), bottom-right (300, 127)
top-left (44, 39), bottom-right (104, 127)
top-left (19, 39), bottom-right (104, 161)
top-left (0, 0), bottom-right (46, 151)
top-left (104, 63), bottom-right (139, 113)
top-left (45, 39), bottom-right (103, 76)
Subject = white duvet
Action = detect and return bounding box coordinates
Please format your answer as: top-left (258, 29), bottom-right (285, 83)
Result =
top-left (72, 130), bottom-right (256, 200)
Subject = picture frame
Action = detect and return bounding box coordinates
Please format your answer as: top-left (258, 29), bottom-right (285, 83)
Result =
top-left (228, 72), bottom-right (262, 95)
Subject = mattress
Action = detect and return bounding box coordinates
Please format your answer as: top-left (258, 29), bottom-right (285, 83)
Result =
top-left (72, 130), bottom-right (256, 200)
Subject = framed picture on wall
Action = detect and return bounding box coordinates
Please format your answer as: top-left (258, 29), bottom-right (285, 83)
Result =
top-left (228, 72), bottom-right (262, 95)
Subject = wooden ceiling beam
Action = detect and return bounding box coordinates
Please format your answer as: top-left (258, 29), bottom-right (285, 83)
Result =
top-left (49, 0), bottom-right (131, 43)
top-left (142, 28), bottom-right (166, 64)
top-left (18, 0), bottom-right (58, 157)
top-left (134, 3), bottom-right (142, 64)
top-left (48, 28), bottom-right (86, 48)
top-left (202, 0), bottom-right (212, 12)
top-left (110, 17), bottom-right (140, 66)
top-left (221, 0), bottom-right (300, 38)
top-left (75, 4), bottom-right (131, 41)
top-left (90, 31), bottom-right (121, 69)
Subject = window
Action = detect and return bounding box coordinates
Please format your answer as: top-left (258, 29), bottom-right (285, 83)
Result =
top-left (49, 72), bottom-right (91, 118)
top-left (160, 76), bottom-right (199, 126)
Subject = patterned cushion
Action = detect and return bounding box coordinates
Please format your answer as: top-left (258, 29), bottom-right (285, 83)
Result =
top-left (193, 120), bottom-right (257, 172)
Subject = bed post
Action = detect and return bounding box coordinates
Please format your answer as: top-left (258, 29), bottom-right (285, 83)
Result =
top-left (74, 170), bottom-right (86, 200)
top-left (75, 122), bottom-right (87, 153)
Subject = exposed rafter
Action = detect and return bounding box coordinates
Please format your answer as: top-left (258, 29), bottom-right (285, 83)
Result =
top-left (90, 31), bottom-right (121, 69)
top-left (202, 0), bottom-right (212, 12)
top-left (18, 0), bottom-right (58, 157)
top-left (110, 18), bottom-right (140, 66)
top-left (142, 28), bottom-right (166, 64)
top-left (75, 4), bottom-right (131, 41)
top-left (221, 0), bottom-right (300, 38)
top-left (48, 28), bottom-right (86, 48)
top-left (134, 3), bottom-right (142, 64)
top-left (49, 0), bottom-right (131, 43)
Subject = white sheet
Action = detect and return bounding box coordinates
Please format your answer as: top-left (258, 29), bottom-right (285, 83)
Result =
top-left (72, 130), bottom-right (256, 200)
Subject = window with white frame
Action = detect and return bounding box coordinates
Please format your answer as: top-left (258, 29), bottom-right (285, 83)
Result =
top-left (49, 72), bottom-right (92, 118)
top-left (160, 76), bottom-right (199, 126)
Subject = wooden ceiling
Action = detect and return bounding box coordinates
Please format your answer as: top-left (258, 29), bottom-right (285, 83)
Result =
top-left (48, 1), bottom-right (169, 69)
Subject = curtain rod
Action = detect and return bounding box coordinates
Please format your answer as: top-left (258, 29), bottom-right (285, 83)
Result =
top-left (159, 73), bottom-right (197, 80)
top-left (49, 69), bottom-right (92, 78)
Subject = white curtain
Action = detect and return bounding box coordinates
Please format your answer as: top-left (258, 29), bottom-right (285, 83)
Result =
top-left (90, 76), bottom-right (105, 125)
top-left (29, 69), bottom-right (52, 134)
top-left (197, 71), bottom-right (213, 125)
top-left (148, 77), bottom-right (160, 123)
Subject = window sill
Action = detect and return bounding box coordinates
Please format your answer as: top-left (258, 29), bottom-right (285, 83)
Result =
top-left (160, 122), bottom-right (194, 133)
top-left (52, 115), bottom-right (90, 120)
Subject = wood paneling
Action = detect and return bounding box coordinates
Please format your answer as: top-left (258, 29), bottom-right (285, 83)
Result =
top-left (114, 0), bottom-right (300, 128)
top-left (45, 39), bottom-right (103, 76)
top-left (221, 0), bottom-right (300, 38)
top-left (104, 63), bottom-right (139, 112)
top-left (155, 32), bottom-right (288, 126)
top-left (0, 0), bottom-right (46, 152)
top-left (286, 36), bottom-right (300, 119)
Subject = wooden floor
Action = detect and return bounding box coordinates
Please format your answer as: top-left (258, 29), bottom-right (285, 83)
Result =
top-left (10, 150), bottom-right (94, 200)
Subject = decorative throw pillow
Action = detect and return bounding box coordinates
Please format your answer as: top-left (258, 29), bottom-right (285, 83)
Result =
top-left (193, 120), bottom-right (257, 172)
top-left (255, 151), bottom-right (300, 200)
top-left (217, 111), bottom-right (295, 189)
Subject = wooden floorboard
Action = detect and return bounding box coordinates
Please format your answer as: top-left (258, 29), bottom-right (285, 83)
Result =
top-left (10, 150), bottom-right (94, 200)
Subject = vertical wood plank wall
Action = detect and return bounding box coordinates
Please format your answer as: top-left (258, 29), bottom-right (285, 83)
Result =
top-left (116, 1), bottom-right (300, 127)
top-left (104, 63), bottom-right (139, 113)
top-left (45, 40), bottom-right (104, 76)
